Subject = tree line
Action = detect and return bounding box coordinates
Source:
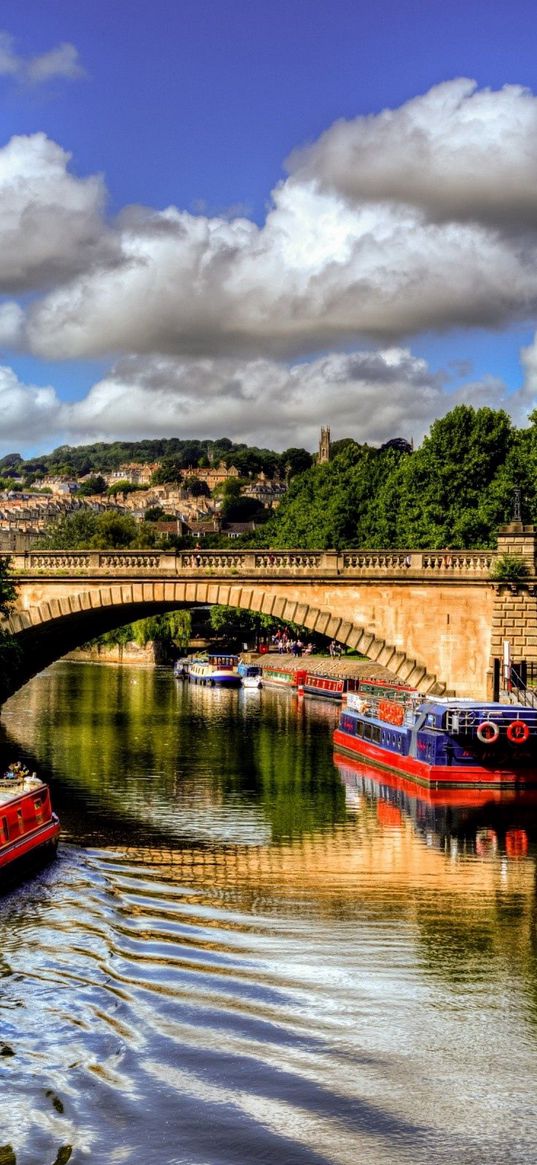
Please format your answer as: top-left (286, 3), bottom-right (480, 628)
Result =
top-left (259, 405), bottom-right (536, 550)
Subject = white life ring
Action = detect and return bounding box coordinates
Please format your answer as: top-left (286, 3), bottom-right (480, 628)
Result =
top-left (476, 720), bottom-right (500, 744)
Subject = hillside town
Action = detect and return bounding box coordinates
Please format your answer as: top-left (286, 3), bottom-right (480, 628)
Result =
top-left (0, 456), bottom-right (290, 552)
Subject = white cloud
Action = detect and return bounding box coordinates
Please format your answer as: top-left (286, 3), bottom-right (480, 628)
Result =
top-left (6, 81), bottom-right (537, 360)
top-left (1, 342), bottom-right (534, 460)
top-left (0, 302), bottom-right (23, 347)
top-left (24, 179), bottom-right (537, 360)
top-left (0, 32), bottom-right (19, 77)
top-left (0, 365), bottom-right (61, 445)
top-left (0, 134), bottom-right (118, 294)
top-left (288, 79), bottom-right (537, 228)
top-left (3, 79), bottom-right (537, 455)
top-left (14, 77), bottom-right (537, 362)
top-left (0, 30), bottom-right (84, 84)
top-left (0, 348), bottom-right (516, 456)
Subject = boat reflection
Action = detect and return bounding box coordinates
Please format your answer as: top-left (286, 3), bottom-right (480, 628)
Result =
top-left (334, 750), bottom-right (536, 859)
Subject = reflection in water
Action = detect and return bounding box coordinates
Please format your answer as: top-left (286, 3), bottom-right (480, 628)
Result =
top-left (0, 662), bottom-right (536, 1164)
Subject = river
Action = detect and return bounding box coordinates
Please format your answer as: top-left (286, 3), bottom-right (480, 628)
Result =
top-left (0, 661), bottom-right (537, 1165)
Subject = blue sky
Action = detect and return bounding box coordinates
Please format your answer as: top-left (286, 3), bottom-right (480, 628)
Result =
top-left (2, 0), bottom-right (537, 453)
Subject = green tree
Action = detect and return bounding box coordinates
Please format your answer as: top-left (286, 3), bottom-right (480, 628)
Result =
top-left (107, 480), bottom-right (141, 496)
top-left (184, 476), bottom-right (210, 498)
top-left (373, 405), bottom-right (515, 548)
top-left (89, 512), bottom-right (140, 548)
top-left (151, 458), bottom-right (183, 485)
top-left (78, 474), bottom-right (107, 496)
top-left (144, 506), bottom-right (166, 522)
top-left (280, 447), bottom-right (313, 478)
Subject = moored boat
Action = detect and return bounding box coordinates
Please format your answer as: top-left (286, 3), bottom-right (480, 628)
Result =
top-left (187, 654), bottom-right (241, 687)
top-left (0, 763), bottom-right (60, 875)
top-left (173, 658), bottom-right (189, 679)
top-left (303, 672), bottom-right (360, 701)
top-left (261, 666), bottom-right (307, 690)
top-left (237, 662), bottom-right (263, 689)
top-left (333, 681), bottom-right (537, 788)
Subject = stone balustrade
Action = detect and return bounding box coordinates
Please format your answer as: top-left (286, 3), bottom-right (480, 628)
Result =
top-left (1, 546), bottom-right (501, 579)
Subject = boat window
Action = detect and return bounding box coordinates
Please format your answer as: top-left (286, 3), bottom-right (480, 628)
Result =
top-left (16, 809), bottom-right (23, 832)
top-left (1, 815), bottom-right (7, 840)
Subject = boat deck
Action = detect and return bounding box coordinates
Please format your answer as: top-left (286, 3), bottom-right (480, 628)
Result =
top-left (0, 776), bottom-right (43, 805)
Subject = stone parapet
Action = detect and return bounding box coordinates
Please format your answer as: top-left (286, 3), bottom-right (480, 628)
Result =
top-left (3, 547), bottom-right (499, 580)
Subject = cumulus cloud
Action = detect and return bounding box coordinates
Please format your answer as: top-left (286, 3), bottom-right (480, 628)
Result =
top-left (2, 343), bottom-right (534, 459)
top-left (33, 349), bottom-right (517, 453)
top-left (5, 79), bottom-right (537, 405)
top-left (15, 79), bottom-right (537, 362)
top-left (0, 134), bottom-right (118, 294)
top-left (287, 79), bottom-right (537, 229)
top-left (0, 30), bottom-right (84, 84)
top-left (24, 179), bottom-right (537, 359)
top-left (0, 365), bottom-right (61, 445)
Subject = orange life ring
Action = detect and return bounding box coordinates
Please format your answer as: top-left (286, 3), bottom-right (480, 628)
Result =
top-left (476, 720), bottom-right (499, 744)
top-left (506, 720), bottom-right (530, 744)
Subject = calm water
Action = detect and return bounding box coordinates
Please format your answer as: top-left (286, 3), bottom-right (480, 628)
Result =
top-left (1, 663), bottom-right (537, 1165)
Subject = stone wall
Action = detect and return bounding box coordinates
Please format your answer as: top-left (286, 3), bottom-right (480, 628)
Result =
top-left (66, 641), bottom-right (160, 666)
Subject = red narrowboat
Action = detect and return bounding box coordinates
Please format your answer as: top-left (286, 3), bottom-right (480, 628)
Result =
top-left (0, 764), bottom-right (60, 875)
top-left (303, 673), bottom-right (360, 701)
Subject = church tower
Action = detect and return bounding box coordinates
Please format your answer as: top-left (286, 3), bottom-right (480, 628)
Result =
top-left (318, 426), bottom-right (331, 464)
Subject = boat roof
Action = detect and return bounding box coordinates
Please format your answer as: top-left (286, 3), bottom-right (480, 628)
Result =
top-left (421, 698), bottom-right (533, 711)
top-left (0, 775), bottom-right (44, 805)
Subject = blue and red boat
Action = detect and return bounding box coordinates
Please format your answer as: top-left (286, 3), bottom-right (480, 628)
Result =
top-left (333, 679), bottom-right (537, 788)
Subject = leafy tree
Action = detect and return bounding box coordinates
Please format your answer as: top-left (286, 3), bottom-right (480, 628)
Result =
top-left (107, 480), bottom-right (142, 496)
top-left (184, 476), bottom-right (210, 498)
top-left (280, 448), bottom-right (313, 478)
top-left (151, 458), bottom-right (183, 485)
top-left (89, 512), bottom-right (140, 549)
top-left (144, 506), bottom-right (166, 522)
top-left (34, 511), bottom-right (100, 549)
top-left (78, 474), bottom-right (107, 496)
top-left (372, 405), bottom-right (515, 548)
top-left (89, 610), bottom-right (191, 652)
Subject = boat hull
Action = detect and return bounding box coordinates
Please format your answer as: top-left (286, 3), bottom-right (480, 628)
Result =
top-left (188, 670), bottom-right (241, 687)
top-left (333, 728), bottom-right (536, 788)
top-left (0, 814), bottom-right (60, 872)
top-left (304, 679), bottom-right (345, 700)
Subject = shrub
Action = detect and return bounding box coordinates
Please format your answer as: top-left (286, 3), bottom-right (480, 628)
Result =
top-left (490, 553), bottom-right (531, 582)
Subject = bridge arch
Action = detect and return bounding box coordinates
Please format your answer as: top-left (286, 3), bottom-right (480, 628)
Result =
top-left (4, 579), bottom-right (445, 699)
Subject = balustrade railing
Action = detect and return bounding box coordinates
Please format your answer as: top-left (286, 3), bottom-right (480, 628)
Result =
top-left (2, 547), bottom-right (501, 578)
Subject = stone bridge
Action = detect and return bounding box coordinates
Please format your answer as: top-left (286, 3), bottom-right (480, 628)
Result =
top-left (3, 526), bottom-right (534, 700)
